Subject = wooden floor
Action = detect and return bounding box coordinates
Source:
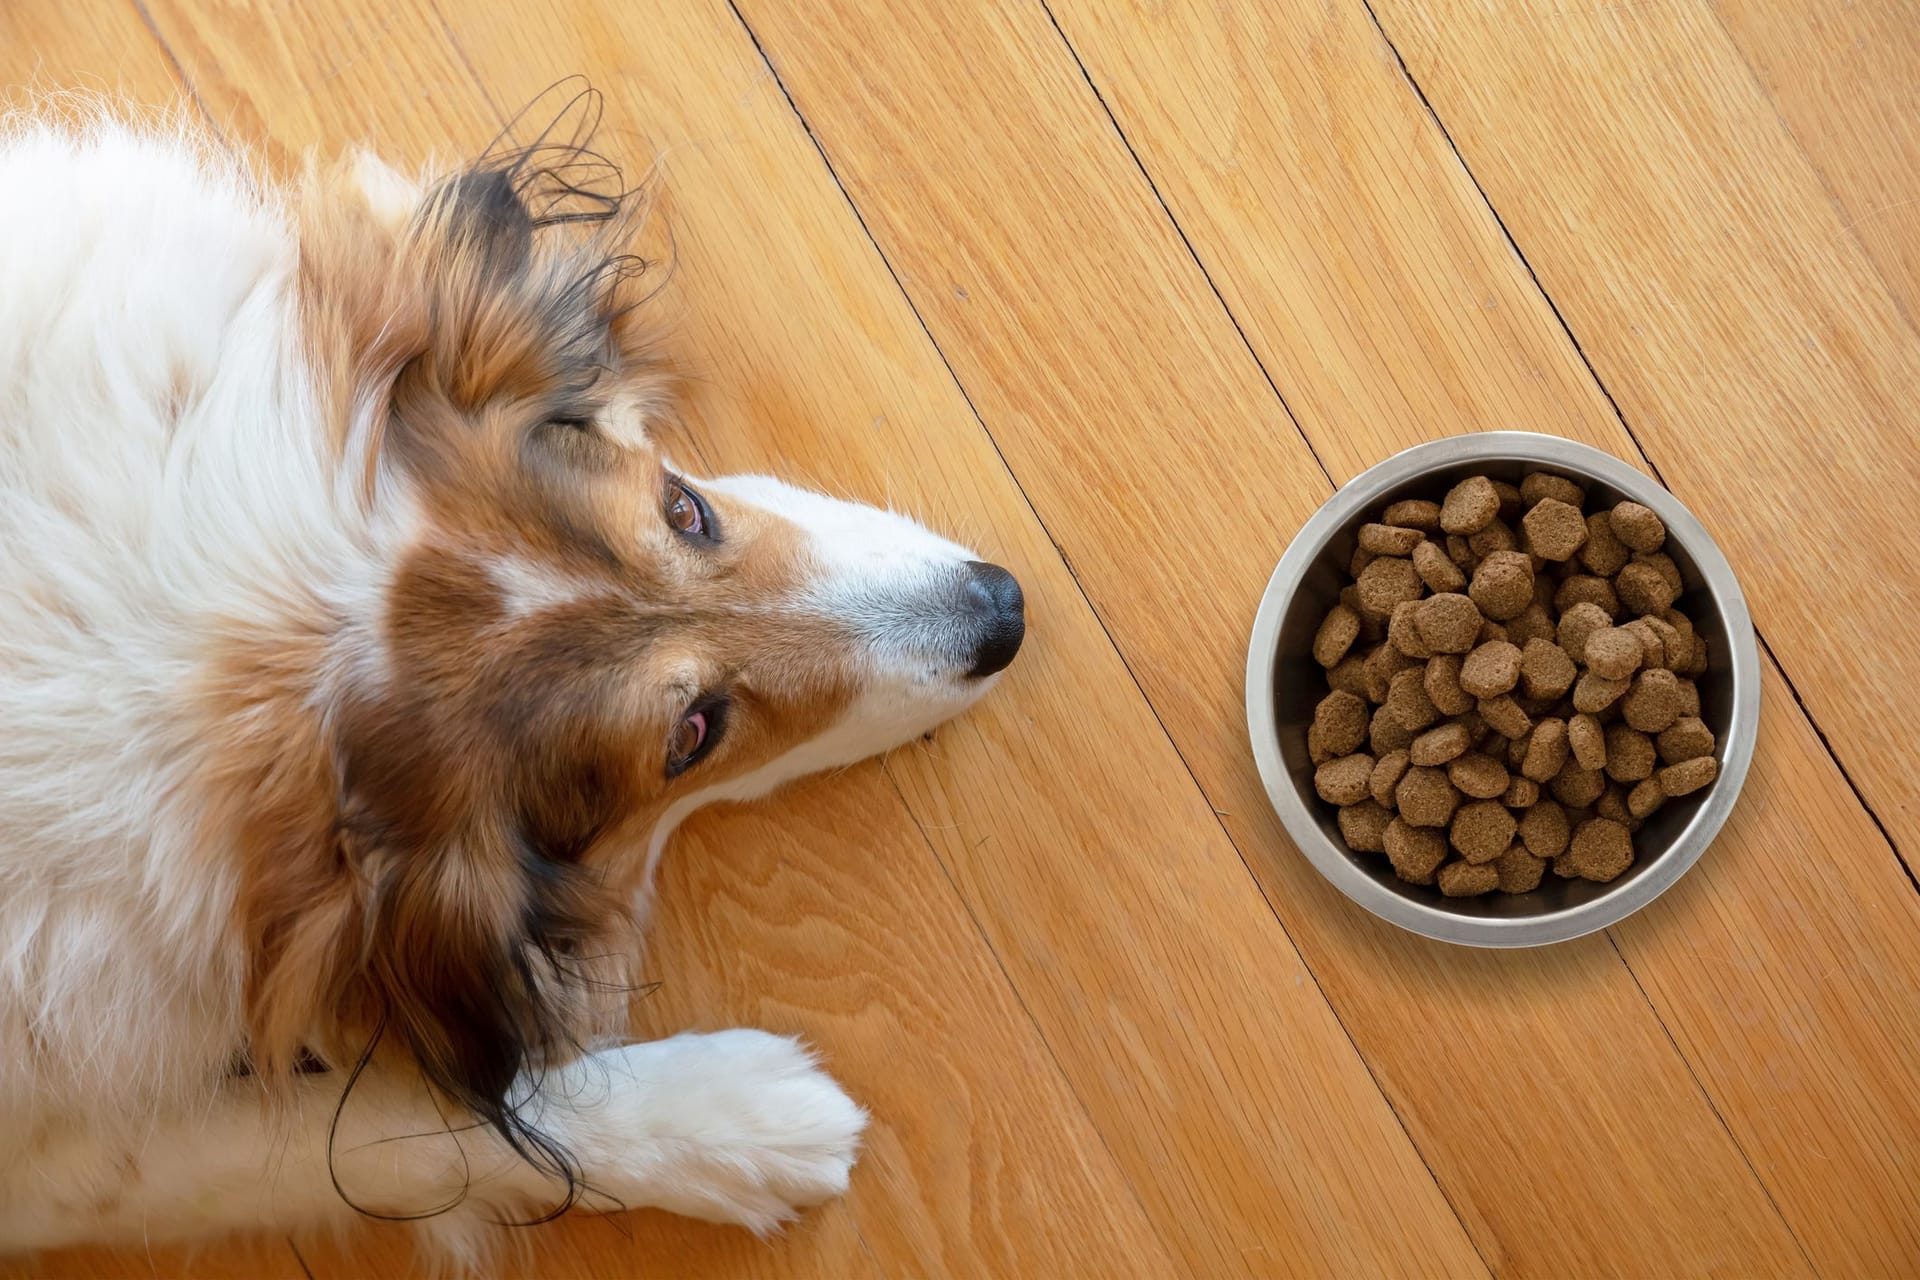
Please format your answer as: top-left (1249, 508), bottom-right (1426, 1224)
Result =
top-left (5, 0), bottom-right (1920, 1276)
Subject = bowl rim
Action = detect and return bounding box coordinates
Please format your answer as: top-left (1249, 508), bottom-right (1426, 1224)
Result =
top-left (1244, 431), bottom-right (1761, 947)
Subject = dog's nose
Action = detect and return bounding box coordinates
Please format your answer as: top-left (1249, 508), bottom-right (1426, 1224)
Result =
top-left (962, 561), bottom-right (1025, 678)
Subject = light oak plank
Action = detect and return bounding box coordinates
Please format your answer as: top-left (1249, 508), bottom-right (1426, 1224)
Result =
top-left (731, 0), bottom-right (1811, 1273)
top-left (1713, 0), bottom-right (1920, 320)
top-left (426, 4), bottom-right (1481, 1274)
top-left (1040, 0), bottom-right (1920, 1271)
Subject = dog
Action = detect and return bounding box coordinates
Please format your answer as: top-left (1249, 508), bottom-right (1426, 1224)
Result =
top-left (0, 95), bottom-right (1022, 1263)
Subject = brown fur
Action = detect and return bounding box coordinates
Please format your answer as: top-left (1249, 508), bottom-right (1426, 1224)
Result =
top-left (190, 142), bottom-right (861, 1185)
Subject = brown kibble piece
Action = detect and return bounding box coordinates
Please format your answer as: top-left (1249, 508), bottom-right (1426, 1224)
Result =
top-left (1687, 634), bottom-right (1710, 677)
top-left (1637, 550), bottom-right (1683, 594)
top-left (1495, 843), bottom-right (1548, 893)
top-left (1362, 642), bottom-right (1413, 702)
top-left (1413, 539), bottom-right (1467, 593)
top-left (1478, 620), bottom-right (1509, 646)
top-left (1384, 498), bottom-right (1442, 531)
top-left (1595, 784), bottom-right (1634, 827)
top-left (1359, 523), bottom-right (1425, 556)
top-left (1507, 603), bottom-right (1557, 648)
top-left (1385, 820), bottom-right (1450, 885)
top-left (1327, 653), bottom-right (1369, 698)
top-left (1493, 481), bottom-right (1524, 520)
top-left (1521, 471), bottom-right (1585, 509)
top-left (1446, 534), bottom-right (1475, 568)
top-left (1396, 766), bottom-right (1462, 827)
top-left (1557, 602), bottom-right (1612, 658)
top-left (1451, 800), bottom-right (1517, 863)
top-left (1386, 667), bottom-right (1442, 732)
top-left (1551, 759), bottom-right (1607, 808)
top-left (1356, 556), bottom-right (1424, 618)
top-left (1616, 561), bottom-right (1679, 616)
top-left (1581, 511), bottom-right (1630, 576)
top-left (1622, 668), bottom-right (1684, 733)
top-left (1440, 475), bottom-right (1500, 535)
top-left (1603, 724), bottom-right (1655, 782)
top-left (1572, 670), bottom-right (1632, 714)
top-left (1311, 691), bottom-right (1368, 760)
top-left (1313, 604), bottom-right (1361, 668)
top-left (1522, 717), bottom-right (1571, 783)
top-left (1584, 627), bottom-right (1644, 680)
top-left (1460, 641), bottom-right (1523, 698)
top-left (1410, 722), bottom-right (1472, 766)
top-left (1478, 694), bottom-right (1533, 739)
top-left (1657, 717), bottom-right (1715, 764)
top-left (1448, 752), bottom-right (1510, 799)
top-left (1338, 800), bottom-right (1393, 853)
top-left (1469, 549), bottom-right (1534, 621)
top-left (1369, 750), bottom-right (1411, 808)
top-left (1424, 655), bottom-right (1475, 716)
top-left (1315, 753), bottom-right (1376, 805)
top-left (1371, 705), bottom-right (1415, 755)
top-left (1628, 778), bottom-right (1666, 820)
top-left (1660, 756), bottom-right (1719, 797)
top-left (1415, 592), bottom-right (1483, 654)
top-left (1341, 585), bottom-right (1384, 643)
top-left (1521, 497), bottom-right (1588, 561)
top-left (1350, 546), bottom-right (1377, 579)
top-left (1640, 615), bottom-right (1684, 671)
top-left (1555, 575), bottom-right (1620, 619)
top-left (1609, 501), bottom-right (1666, 553)
top-left (1502, 776), bottom-right (1540, 808)
top-left (1519, 637), bottom-right (1578, 701)
top-left (1389, 601), bottom-right (1434, 659)
top-left (1568, 713), bottom-right (1607, 770)
top-left (1518, 800), bottom-right (1571, 859)
top-left (1566, 818), bottom-right (1635, 882)
top-left (1438, 860), bottom-right (1500, 897)
top-left (1468, 519), bottom-right (1517, 560)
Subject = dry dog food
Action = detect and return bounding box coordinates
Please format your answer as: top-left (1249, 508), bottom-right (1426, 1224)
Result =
top-left (1307, 471), bottom-right (1720, 895)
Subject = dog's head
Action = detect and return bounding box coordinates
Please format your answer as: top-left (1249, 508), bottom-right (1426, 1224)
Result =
top-left (226, 129), bottom-right (1020, 1188)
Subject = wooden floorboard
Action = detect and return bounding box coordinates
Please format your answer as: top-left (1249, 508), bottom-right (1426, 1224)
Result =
top-left (4, 0), bottom-right (1919, 1275)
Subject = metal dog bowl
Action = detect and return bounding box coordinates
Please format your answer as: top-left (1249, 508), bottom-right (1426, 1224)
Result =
top-left (1245, 433), bottom-right (1759, 947)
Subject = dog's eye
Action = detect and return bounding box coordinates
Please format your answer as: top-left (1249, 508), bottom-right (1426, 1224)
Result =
top-left (667, 697), bottom-right (728, 776)
top-left (665, 480), bottom-right (715, 540)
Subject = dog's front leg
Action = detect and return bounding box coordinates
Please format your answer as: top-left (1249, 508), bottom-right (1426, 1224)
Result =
top-left (4, 1030), bottom-right (865, 1252)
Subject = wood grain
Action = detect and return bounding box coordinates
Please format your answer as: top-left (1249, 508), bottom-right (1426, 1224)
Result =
top-left (731, 0), bottom-right (1818, 1273)
top-left (1713, 0), bottom-right (1920, 320)
top-left (1033, 0), bottom-right (1920, 1271)
top-left (1367, 0), bottom-right (1920, 884)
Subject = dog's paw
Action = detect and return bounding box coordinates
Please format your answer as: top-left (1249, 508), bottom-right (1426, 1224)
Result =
top-left (565, 1030), bottom-right (866, 1233)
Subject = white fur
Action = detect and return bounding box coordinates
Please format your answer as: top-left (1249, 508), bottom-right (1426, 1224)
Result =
top-left (0, 115), bottom-right (1004, 1260)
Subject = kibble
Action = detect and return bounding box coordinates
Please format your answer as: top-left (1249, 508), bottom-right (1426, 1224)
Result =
top-left (1568, 713), bottom-right (1607, 771)
top-left (1469, 550), bottom-right (1535, 621)
top-left (1410, 722), bottom-right (1472, 766)
top-left (1413, 539), bottom-right (1466, 593)
top-left (1307, 469), bottom-right (1723, 895)
top-left (1440, 476), bottom-right (1500, 535)
top-left (1389, 600), bottom-right (1433, 659)
top-left (1356, 555), bottom-right (1424, 618)
top-left (1385, 819), bottom-right (1449, 885)
top-left (1610, 502), bottom-right (1666, 553)
top-left (1359, 522), bottom-right (1425, 556)
top-left (1438, 860), bottom-right (1500, 897)
top-left (1622, 668), bottom-right (1684, 733)
top-left (1460, 641), bottom-right (1523, 699)
top-left (1522, 498), bottom-right (1589, 561)
top-left (1660, 756), bottom-right (1719, 797)
top-left (1338, 800), bottom-right (1393, 853)
top-left (1397, 766), bottom-right (1462, 828)
top-left (1416, 592), bottom-right (1484, 654)
top-left (1448, 752), bottom-right (1510, 799)
top-left (1424, 654), bottom-right (1476, 716)
top-left (1315, 753), bottom-right (1376, 805)
top-left (1565, 818), bottom-right (1634, 882)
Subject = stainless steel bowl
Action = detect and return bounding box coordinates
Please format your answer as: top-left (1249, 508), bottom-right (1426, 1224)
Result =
top-left (1245, 433), bottom-right (1759, 947)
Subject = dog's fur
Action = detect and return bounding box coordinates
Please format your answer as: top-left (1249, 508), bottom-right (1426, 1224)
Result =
top-left (0, 98), bottom-right (1020, 1263)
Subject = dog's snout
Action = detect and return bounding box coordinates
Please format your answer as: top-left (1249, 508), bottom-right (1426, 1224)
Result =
top-left (961, 561), bottom-right (1025, 678)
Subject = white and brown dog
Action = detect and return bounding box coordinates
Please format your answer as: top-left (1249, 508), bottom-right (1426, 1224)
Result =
top-left (0, 96), bottom-right (1022, 1263)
